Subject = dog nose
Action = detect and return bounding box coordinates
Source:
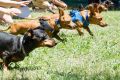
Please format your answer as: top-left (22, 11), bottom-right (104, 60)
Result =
top-left (101, 23), bottom-right (108, 27)
top-left (99, 17), bottom-right (102, 21)
top-left (105, 23), bottom-right (108, 26)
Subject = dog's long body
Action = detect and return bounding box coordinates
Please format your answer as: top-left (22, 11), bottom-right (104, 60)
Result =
top-left (58, 8), bottom-right (107, 36)
top-left (0, 27), bottom-right (55, 70)
top-left (6, 20), bottom-right (39, 35)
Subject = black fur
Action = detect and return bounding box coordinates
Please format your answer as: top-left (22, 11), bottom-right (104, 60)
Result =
top-left (0, 27), bottom-right (50, 68)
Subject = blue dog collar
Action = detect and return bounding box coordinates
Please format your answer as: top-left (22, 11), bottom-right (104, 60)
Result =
top-left (70, 10), bottom-right (89, 27)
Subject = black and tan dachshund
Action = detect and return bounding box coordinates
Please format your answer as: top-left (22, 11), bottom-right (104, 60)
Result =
top-left (0, 27), bottom-right (55, 71)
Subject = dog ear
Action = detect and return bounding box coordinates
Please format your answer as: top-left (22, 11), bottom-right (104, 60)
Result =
top-left (87, 4), bottom-right (95, 16)
top-left (93, 3), bottom-right (100, 13)
top-left (24, 29), bottom-right (34, 38)
top-left (87, 4), bottom-right (94, 12)
top-left (88, 3), bottom-right (99, 13)
top-left (79, 4), bottom-right (84, 11)
top-left (93, 3), bottom-right (99, 8)
top-left (58, 8), bottom-right (64, 16)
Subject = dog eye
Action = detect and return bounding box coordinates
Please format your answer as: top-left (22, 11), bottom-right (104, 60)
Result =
top-left (98, 17), bottom-right (102, 20)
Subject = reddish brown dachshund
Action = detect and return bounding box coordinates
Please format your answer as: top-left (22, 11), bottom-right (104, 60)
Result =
top-left (87, 0), bottom-right (114, 13)
top-left (39, 8), bottom-right (107, 36)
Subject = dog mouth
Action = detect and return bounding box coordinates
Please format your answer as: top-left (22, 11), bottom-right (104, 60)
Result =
top-left (39, 39), bottom-right (56, 47)
top-left (99, 22), bottom-right (108, 27)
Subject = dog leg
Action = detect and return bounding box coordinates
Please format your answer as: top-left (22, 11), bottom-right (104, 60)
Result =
top-left (2, 51), bottom-right (11, 71)
top-left (84, 26), bottom-right (94, 36)
top-left (2, 57), bottom-right (10, 71)
top-left (53, 30), bottom-right (66, 42)
top-left (75, 21), bottom-right (84, 36)
top-left (77, 27), bottom-right (84, 36)
top-left (54, 34), bottom-right (65, 42)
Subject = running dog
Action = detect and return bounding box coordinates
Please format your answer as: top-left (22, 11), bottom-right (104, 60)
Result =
top-left (0, 27), bottom-right (55, 70)
top-left (87, 0), bottom-right (114, 13)
top-left (40, 8), bottom-right (107, 36)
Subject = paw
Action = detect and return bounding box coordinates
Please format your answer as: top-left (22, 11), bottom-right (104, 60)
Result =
top-left (90, 34), bottom-right (94, 36)
top-left (90, 33), bottom-right (94, 36)
top-left (79, 32), bottom-right (84, 36)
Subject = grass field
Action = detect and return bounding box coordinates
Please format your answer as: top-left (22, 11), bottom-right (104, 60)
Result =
top-left (0, 10), bottom-right (120, 80)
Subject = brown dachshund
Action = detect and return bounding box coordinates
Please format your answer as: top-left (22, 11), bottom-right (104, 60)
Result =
top-left (87, 0), bottom-right (114, 13)
top-left (39, 8), bottom-right (107, 36)
top-left (50, 8), bottom-right (107, 36)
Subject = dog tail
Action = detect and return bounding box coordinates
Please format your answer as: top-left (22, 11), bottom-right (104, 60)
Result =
top-left (0, 26), bottom-right (10, 31)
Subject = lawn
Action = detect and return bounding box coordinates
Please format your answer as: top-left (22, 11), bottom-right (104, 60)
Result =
top-left (0, 10), bottom-right (120, 80)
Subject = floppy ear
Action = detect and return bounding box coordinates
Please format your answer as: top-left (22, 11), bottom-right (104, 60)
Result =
top-left (58, 8), bottom-right (64, 16)
top-left (24, 29), bottom-right (34, 38)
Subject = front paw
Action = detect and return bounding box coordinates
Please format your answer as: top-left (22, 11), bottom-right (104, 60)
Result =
top-left (90, 33), bottom-right (94, 36)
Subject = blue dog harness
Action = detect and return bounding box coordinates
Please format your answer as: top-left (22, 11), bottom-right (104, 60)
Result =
top-left (70, 10), bottom-right (89, 27)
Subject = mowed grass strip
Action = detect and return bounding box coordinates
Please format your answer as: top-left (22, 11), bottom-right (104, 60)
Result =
top-left (0, 11), bottom-right (120, 80)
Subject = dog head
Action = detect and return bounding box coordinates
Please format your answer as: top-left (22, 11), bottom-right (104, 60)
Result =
top-left (58, 8), bottom-right (76, 29)
top-left (103, 0), bottom-right (114, 8)
top-left (24, 28), bottom-right (56, 47)
top-left (87, 3), bottom-right (108, 13)
top-left (88, 7), bottom-right (107, 27)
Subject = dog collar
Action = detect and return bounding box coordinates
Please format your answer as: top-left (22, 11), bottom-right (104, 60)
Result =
top-left (70, 10), bottom-right (89, 27)
top-left (20, 36), bottom-right (27, 56)
top-left (40, 20), bottom-right (54, 33)
top-left (55, 19), bottom-right (61, 29)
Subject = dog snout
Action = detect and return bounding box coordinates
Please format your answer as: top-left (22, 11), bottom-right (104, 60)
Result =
top-left (41, 38), bottom-right (56, 47)
top-left (99, 22), bottom-right (108, 27)
top-left (98, 17), bottom-right (103, 21)
top-left (104, 8), bottom-right (108, 11)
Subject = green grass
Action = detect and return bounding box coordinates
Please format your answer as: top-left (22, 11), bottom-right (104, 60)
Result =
top-left (0, 11), bottom-right (120, 80)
